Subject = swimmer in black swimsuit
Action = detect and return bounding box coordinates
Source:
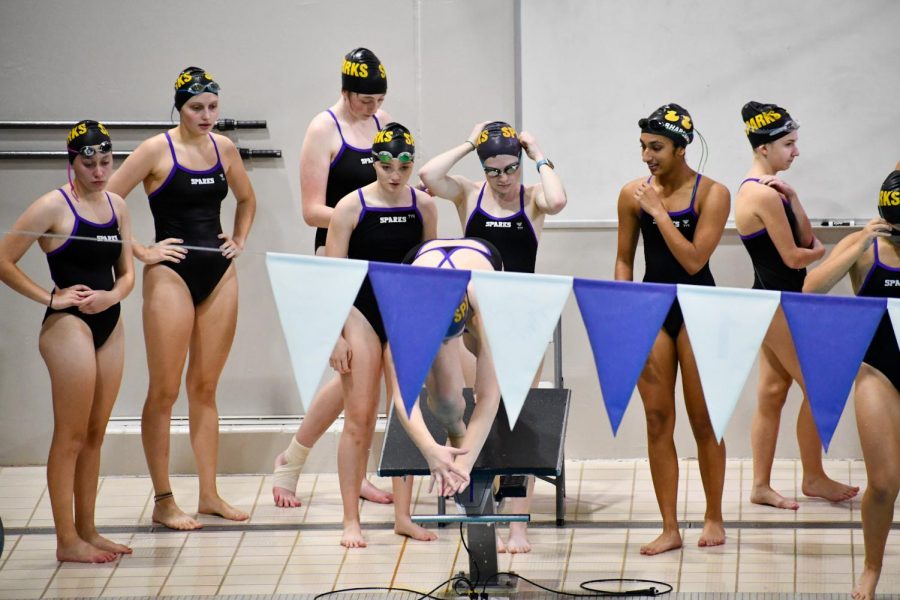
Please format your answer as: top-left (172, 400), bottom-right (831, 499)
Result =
top-left (326, 123), bottom-right (438, 548)
top-left (804, 169), bottom-right (900, 600)
top-left (419, 121), bottom-right (567, 552)
top-left (391, 239), bottom-right (503, 496)
top-left (0, 121), bottom-right (135, 563)
top-left (273, 48), bottom-right (394, 509)
top-left (614, 104), bottom-right (731, 555)
top-left (108, 67), bottom-right (257, 531)
top-left (734, 102), bottom-right (857, 510)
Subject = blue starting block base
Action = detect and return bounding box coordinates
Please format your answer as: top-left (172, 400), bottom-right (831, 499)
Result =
top-left (379, 388), bottom-right (571, 591)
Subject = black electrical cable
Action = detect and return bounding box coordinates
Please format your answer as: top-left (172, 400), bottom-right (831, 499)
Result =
top-left (312, 574), bottom-right (472, 600)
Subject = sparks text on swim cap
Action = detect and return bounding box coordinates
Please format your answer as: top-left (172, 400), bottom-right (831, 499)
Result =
top-left (476, 126), bottom-right (517, 146)
top-left (744, 111), bottom-right (783, 134)
top-left (880, 190), bottom-right (900, 207)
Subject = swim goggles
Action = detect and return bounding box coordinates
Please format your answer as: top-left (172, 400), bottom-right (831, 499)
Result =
top-left (179, 81), bottom-right (220, 95)
top-left (757, 119), bottom-right (799, 138)
top-left (70, 140), bottom-right (112, 158)
top-left (373, 150), bottom-right (413, 164)
top-left (483, 161), bottom-right (520, 177)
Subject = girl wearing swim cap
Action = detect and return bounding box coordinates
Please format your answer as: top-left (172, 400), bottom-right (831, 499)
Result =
top-left (273, 48), bottom-right (393, 509)
top-left (108, 67), bottom-right (257, 531)
top-left (326, 123), bottom-right (439, 548)
top-left (615, 103), bottom-right (730, 555)
top-left (735, 101), bottom-right (857, 511)
top-left (392, 238), bottom-right (503, 497)
top-left (0, 121), bottom-right (135, 562)
top-left (419, 122), bottom-right (566, 552)
top-left (802, 168), bottom-right (900, 600)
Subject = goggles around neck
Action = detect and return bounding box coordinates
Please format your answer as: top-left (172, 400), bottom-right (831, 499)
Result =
top-left (483, 161), bottom-right (520, 178)
top-left (373, 150), bottom-right (413, 164)
top-left (70, 140), bottom-right (112, 159)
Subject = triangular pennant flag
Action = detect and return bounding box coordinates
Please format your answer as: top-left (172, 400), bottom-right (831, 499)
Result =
top-left (888, 298), bottom-right (900, 346)
top-left (781, 292), bottom-right (886, 451)
top-left (678, 285), bottom-right (781, 441)
top-left (368, 262), bottom-right (471, 417)
top-left (470, 271), bottom-right (573, 427)
top-left (265, 253), bottom-right (369, 410)
top-left (572, 279), bottom-right (675, 434)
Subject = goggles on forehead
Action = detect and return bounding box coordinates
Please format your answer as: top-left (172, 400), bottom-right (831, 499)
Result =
top-left (180, 81), bottom-right (220, 95)
top-left (69, 140), bottom-right (112, 158)
top-left (483, 161), bottom-right (520, 177)
top-left (373, 150), bottom-right (413, 164)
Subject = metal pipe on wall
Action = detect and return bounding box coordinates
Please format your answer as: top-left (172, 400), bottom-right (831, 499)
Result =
top-left (0, 119), bottom-right (267, 131)
top-left (0, 148), bottom-right (281, 160)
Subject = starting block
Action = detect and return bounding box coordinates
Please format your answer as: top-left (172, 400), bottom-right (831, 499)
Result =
top-left (379, 388), bottom-right (571, 591)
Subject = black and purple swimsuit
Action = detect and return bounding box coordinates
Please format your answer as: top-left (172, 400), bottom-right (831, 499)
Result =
top-left (464, 184), bottom-right (538, 274)
top-left (857, 239), bottom-right (900, 391)
top-left (738, 178), bottom-right (806, 292)
top-left (639, 173), bottom-right (714, 338)
top-left (316, 110), bottom-right (381, 251)
top-left (347, 187), bottom-right (423, 344)
top-left (44, 188), bottom-right (121, 348)
top-left (148, 132), bottom-right (231, 305)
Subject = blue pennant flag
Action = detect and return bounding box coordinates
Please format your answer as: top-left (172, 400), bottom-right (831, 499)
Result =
top-left (573, 279), bottom-right (676, 434)
top-left (368, 262), bottom-right (471, 417)
top-left (781, 292), bottom-right (886, 451)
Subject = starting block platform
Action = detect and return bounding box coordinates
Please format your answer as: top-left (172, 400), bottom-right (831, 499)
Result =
top-left (379, 388), bottom-right (571, 591)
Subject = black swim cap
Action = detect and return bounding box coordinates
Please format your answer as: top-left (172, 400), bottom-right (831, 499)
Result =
top-left (639, 104), bottom-right (694, 147)
top-left (742, 101), bottom-right (799, 149)
top-left (475, 121), bottom-right (521, 162)
top-left (66, 120), bottom-right (111, 164)
top-left (174, 66), bottom-right (220, 112)
top-left (877, 170), bottom-right (900, 225)
top-left (445, 294), bottom-right (470, 340)
top-left (372, 122), bottom-right (415, 163)
top-left (342, 48), bottom-right (387, 95)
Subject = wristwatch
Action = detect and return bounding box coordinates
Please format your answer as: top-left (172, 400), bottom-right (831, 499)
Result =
top-left (535, 158), bottom-right (554, 173)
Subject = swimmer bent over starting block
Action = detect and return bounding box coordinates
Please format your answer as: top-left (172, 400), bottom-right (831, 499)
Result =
top-left (389, 237), bottom-right (504, 497)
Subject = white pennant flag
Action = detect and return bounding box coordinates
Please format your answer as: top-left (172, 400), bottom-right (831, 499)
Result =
top-left (888, 298), bottom-right (900, 347)
top-left (470, 271), bottom-right (573, 427)
top-left (265, 252), bottom-right (368, 410)
top-left (677, 284), bottom-right (781, 441)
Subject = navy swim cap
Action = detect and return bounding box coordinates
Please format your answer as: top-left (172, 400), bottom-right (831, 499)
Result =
top-left (475, 121), bottom-right (521, 162)
top-left (639, 104), bottom-right (694, 147)
top-left (372, 122), bottom-right (414, 162)
top-left (66, 120), bottom-right (111, 164)
top-left (342, 48), bottom-right (387, 95)
top-left (878, 170), bottom-right (900, 225)
top-left (174, 66), bottom-right (220, 112)
top-left (742, 101), bottom-right (799, 149)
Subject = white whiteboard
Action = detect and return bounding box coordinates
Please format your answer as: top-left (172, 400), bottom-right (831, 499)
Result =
top-left (521, 0), bottom-right (900, 222)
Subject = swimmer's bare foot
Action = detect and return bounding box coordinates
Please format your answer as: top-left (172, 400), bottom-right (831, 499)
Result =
top-left (698, 520), bottom-right (726, 548)
top-left (198, 495), bottom-right (250, 522)
top-left (640, 529), bottom-right (682, 555)
top-left (750, 485), bottom-right (800, 510)
top-left (341, 521), bottom-right (367, 548)
top-left (81, 532), bottom-right (132, 554)
top-left (497, 533), bottom-right (507, 553)
top-left (505, 522), bottom-right (532, 554)
top-left (852, 565), bottom-right (880, 600)
top-left (152, 497), bottom-right (202, 530)
top-left (394, 518), bottom-right (437, 542)
top-left (272, 452), bottom-right (303, 508)
top-left (360, 478), bottom-right (393, 504)
top-left (802, 475), bottom-right (859, 503)
top-left (56, 538), bottom-right (118, 563)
